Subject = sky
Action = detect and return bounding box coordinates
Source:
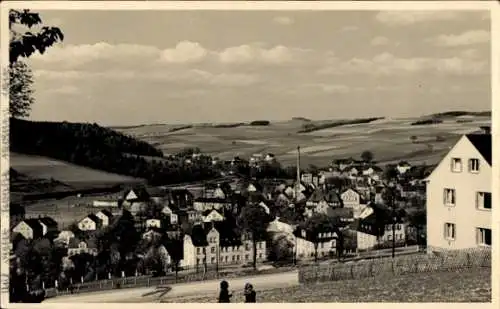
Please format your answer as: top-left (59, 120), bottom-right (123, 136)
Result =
top-left (20, 9), bottom-right (491, 126)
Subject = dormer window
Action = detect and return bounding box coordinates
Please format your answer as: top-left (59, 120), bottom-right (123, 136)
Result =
top-left (451, 158), bottom-right (462, 173)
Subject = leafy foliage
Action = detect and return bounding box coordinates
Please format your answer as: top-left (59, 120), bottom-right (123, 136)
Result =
top-left (4, 61), bottom-right (34, 118)
top-left (238, 204), bottom-right (272, 269)
top-left (9, 9), bottom-right (64, 63)
top-left (360, 150), bottom-right (374, 163)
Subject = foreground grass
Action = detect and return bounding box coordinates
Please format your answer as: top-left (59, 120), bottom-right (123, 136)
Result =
top-left (162, 268), bottom-right (491, 303)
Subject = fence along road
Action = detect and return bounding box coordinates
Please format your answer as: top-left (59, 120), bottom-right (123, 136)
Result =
top-left (44, 270), bottom-right (300, 303)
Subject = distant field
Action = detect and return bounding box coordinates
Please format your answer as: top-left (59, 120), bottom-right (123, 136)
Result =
top-left (116, 116), bottom-right (490, 167)
top-left (163, 268), bottom-right (491, 303)
top-left (10, 152), bottom-right (144, 188)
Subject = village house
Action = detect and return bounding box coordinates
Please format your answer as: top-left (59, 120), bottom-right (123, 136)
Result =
top-left (181, 220), bottom-right (267, 268)
top-left (396, 161), bottom-right (412, 175)
top-left (165, 189), bottom-right (194, 209)
top-left (202, 209), bottom-right (225, 223)
top-left (78, 214), bottom-right (103, 231)
top-left (12, 219), bottom-right (43, 240)
top-left (161, 204), bottom-right (180, 225)
top-left (193, 197), bottom-right (232, 212)
top-left (304, 189), bottom-right (342, 218)
top-left (266, 216), bottom-right (296, 235)
top-left (38, 217), bottom-right (58, 237)
top-left (54, 230), bottom-right (76, 247)
top-left (95, 210), bottom-right (113, 227)
top-left (425, 131), bottom-right (491, 252)
top-left (67, 237), bottom-right (98, 256)
top-left (341, 188), bottom-right (369, 219)
top-left (294, 226), bottom-right (338, 259)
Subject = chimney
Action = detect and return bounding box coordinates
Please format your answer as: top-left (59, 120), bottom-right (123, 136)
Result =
top-left (480, 126), bottom-right (491, 135)
top-left (296, 146), bottom-right (301, 201)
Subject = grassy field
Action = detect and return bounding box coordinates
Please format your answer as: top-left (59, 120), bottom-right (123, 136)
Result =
top-left (115, 116), bottom-right (490, 167)
top-left (162, 268), bottom-right (491, 303)
top-left (10, 152), bottom-right (143, 186)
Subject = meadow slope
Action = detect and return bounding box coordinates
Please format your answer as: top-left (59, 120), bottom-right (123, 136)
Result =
top-left (162, 268), bottom-right (491, 303)
top-left (115, 116), bottom-right (490, 167)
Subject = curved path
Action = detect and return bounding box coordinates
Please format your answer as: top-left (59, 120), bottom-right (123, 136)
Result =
top-left (44, 270), bottom-right (299, 303)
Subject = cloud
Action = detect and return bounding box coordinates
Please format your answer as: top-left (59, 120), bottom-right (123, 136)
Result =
top-left (375, 11), bottom-right (462, 26)
top-left (30, 42), bottom-right (159, 69)
top-left (273, 16), bottom-right (294, 26)
top-left (318, 52), bottom-right (488, 76)
top-left (428, 30), bottom-right (490, 47)
top-left (304, 83), bottom-right (352, 94)
top-left (159, 41), bottom-right (209, 64)
top-left (34, 68), bottom-right (260, 87)
top-left (30, 41), bottom-right (310, 69)
top-left (371, 36), bottom-right (390, 46)
top-left (218, 44), bottom-right (306, 65)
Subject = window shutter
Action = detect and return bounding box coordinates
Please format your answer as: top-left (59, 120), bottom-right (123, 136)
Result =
top-left (443, 189), bottom-right (447, 204)
top-left (444, 223), bottom-right (447, 238)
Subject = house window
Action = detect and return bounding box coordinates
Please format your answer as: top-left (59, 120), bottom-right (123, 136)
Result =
top-left (245, 254), bottom-right (249, 260)
top-left (320, 243), bottom-right (324, 249)
top-left (476, 228), bottom-right (491, 246)
top-left (236, 255), bottom-right (240, 261)
top-left (444, 223), bottom-right (456, 240)
top-left (469, 159), bottom-right (480, 173)
top-left (443, 189), bottom-right (456, 206)
top-left (225, 256), bottom-right (228, 262)
top-left (451, 158), bottom-right (462, 172)
top-left (388, 234), bottom-right (392, 240)
top-left (245, 243), bottom-right (251, 251)
top-left (197, 258), bottom-right (200, 265)
top-left (220, 256), bottom-right (224, 262)
top-left (258, 253), bottom-right (262, 259)
top-left (211, 257), bottom-right (215, 264)
top-left (476, 192), bottom-right (492, 210)
top-left (232, 255), bottom-right (235, 261)
top-left (258, 243), bottom-right (262, 249)
top-left (197, 248), bottom-right (201, 254)
top-left (211, 247), bottom-right (216, 253)
top-left (202, 247), bottom-right (206, 254)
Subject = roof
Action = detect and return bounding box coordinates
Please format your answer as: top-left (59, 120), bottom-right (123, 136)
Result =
top-left (22, 219), bottom-right (43, 236)
top-left (38, 216), bottom-right (58, 227)
top-left (466, 134), bottom-right (491, 165)
top-left (213, 221), bottom-right (242, 247)
top-left (194, 197), bottom-right (230, 203)
top-left (86, 214), bottom-right (102, 224)
top-left (97, 209), bottom-right (113, 217)
top-left (123, 186), bottom-right (150, 201)
top-left (308, 189), bottom-right (326, 203)
top-left (68, 237), bottom-right (97, 249)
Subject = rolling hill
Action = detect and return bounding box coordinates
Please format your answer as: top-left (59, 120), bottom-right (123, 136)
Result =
top-left (114, 113), bottom-right (491, 167)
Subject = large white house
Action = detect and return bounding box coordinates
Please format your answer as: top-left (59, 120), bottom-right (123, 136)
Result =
top-left (425, 132), bottom-right (491, 252)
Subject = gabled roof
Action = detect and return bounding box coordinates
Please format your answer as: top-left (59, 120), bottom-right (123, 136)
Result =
top-left (68, 237), bottom-right (97, 249)
top-left (38, 216), bottom-right (58, 227)
top-left (97, 209), bottom-right (113, 217)
top-left (308, 189), bottom-right (326, 203)
top-left (466, 134), bottom-right (491, 165)
top-left (86, 214), bottom-right (102, 224)
top-left (22, 219), bottom-right (43, 236)
top-left (124, 186), bottom-right (150, 201)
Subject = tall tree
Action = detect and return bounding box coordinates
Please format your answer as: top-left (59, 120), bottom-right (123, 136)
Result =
top-left (5, 61), bottom-right (34, 118)
top-left (8, 9), bottom-right (64, 117)
top-left (238, 204), bottom-right (271, 270)
top-left (360, 150), bottom-right (374, 163)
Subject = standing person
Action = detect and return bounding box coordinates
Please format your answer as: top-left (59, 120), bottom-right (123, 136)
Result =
top-left (218, 280), bottom-right (232, 303)
top-left (244, 283), bottom-right (256, 303)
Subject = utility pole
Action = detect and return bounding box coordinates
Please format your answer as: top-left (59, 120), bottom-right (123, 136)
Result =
top-left (391, 186), bottom-right (396, 258)
top-left (296, 146), bottom-right (301, 202)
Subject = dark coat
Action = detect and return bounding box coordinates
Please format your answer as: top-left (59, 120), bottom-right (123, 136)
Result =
top-left (244, 290), bottom-right (256, 303)
top-left (218, 289), bottom-right (232, 303)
